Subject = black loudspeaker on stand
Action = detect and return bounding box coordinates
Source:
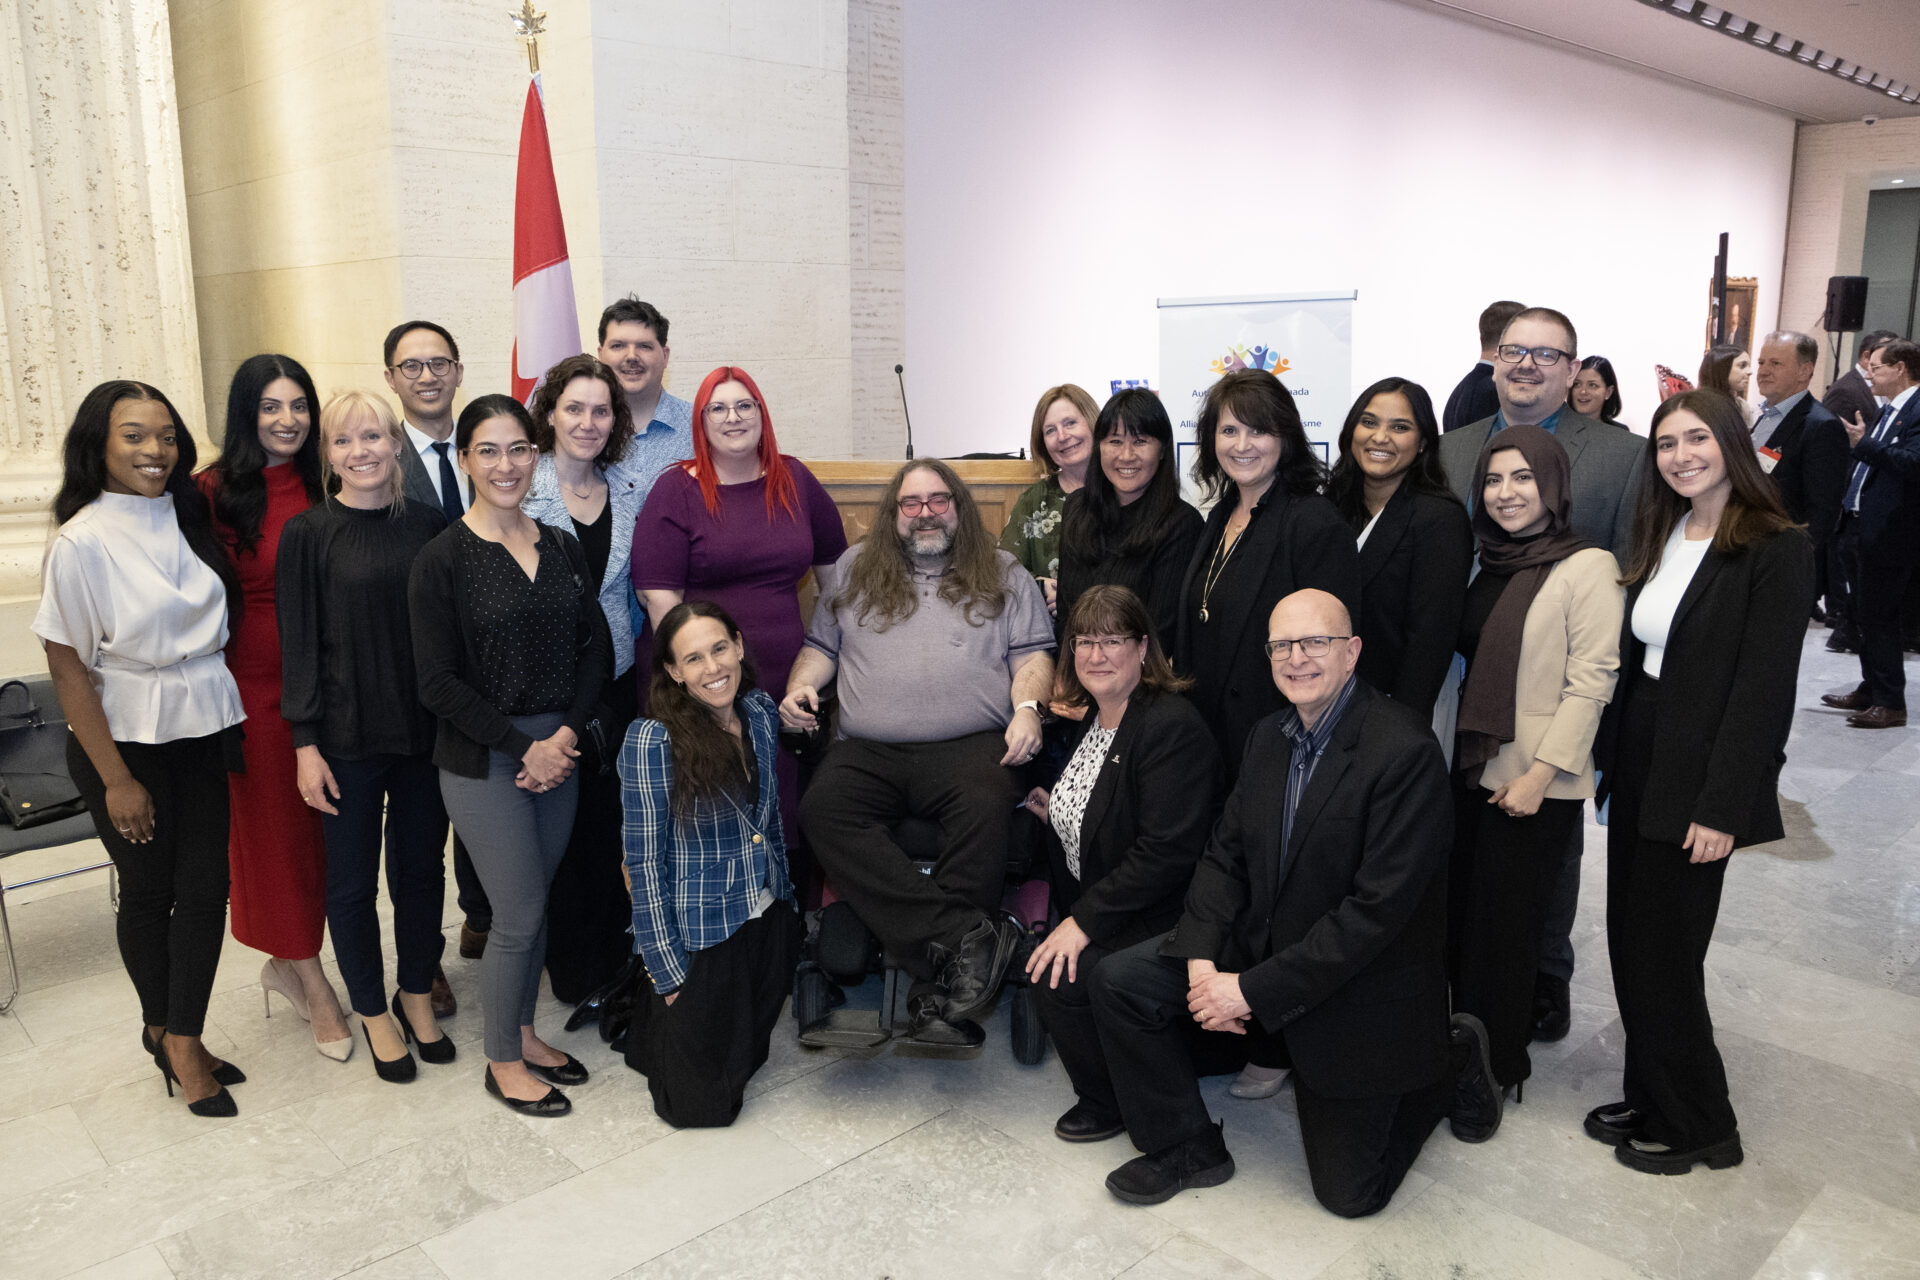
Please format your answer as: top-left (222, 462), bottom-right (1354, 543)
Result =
top-left (1824, 276), bottom-right (1869, 333)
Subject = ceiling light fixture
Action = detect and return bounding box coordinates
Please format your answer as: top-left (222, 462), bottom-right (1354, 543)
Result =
top-left (1632, 0), bottom-right (1917, 112)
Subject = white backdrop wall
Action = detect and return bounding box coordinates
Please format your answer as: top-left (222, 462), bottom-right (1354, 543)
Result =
top-left (903, 0), bottom-right (1797, 458)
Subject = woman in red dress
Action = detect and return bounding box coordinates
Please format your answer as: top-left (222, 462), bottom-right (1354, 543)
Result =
top-left (198, 355), bottom-right (350, 1059)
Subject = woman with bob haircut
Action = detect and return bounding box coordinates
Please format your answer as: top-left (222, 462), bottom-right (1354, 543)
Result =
top-left (1001, 383), bottom-right (1100, 611)
top-left (1571, 356), bottom-right (1626, 427)
top-left (195, 354), bottom-right (345, 1058)
top-left (36, 381), bottom-right (247, 1117)
top-left (619, 600), bottom-right (799, 1127)
top-left (278, 389), bottom-right (453, 1079)
top-left (1018, 585), bottom-right (1219, 1144)
top-left (1055, 388), bottom-right (1203, 654)
top-left (1326, 377), bottom-right (1473, 722)
top-left (1589, 390), bottom-right (1812, 1175)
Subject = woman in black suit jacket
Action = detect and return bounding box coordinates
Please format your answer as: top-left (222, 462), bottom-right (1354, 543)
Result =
top-left (1327, 378), bottom-right (1473, 721)
top-left (1174, 370), bottom-right (1360, 784)
top-left (1592, 390), bottom-right (1813, 1176)
top-left (1021, 585), bottom-right (1220, 1144)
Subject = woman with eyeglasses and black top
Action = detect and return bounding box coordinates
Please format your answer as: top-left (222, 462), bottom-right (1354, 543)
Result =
top-left (1326, 378), bottom-right (1473, 724)
top-left (1590, 391), bottom-right (1812, 1175)
top-left (1450, 425), bottom-right (1622, 1101)
top-left (410, 394), bottom-right (613, 1116)
top-left (279, 390), bottom-right (452, 1082)
top-left (36, 381), bottom-right (247, 1117)
top-left (1017, 586), bottom-right (1219, 1144)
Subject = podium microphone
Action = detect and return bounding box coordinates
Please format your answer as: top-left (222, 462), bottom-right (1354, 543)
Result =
top-left (895, 362), bottom-right (914, 459)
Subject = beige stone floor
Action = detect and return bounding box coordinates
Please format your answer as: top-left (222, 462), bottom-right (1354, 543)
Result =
top-left (1, 629), bottom-right (1917, 1279)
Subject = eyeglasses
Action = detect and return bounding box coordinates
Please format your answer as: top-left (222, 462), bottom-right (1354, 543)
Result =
top-left (1264, 635), bottom-right (1351, 660)
top-left (1496, 345), bottom-right (1572, 368)
top-left (1071, 634), bottom-right (1142, 656)
top-left (391, 357), bottom-right (455, 380)
top-left (705, 400), bottom-right (760, 422)
top-left (898, 492), bottom-right (954, 516)
top-left (466, 442), bottom-right (536, 466)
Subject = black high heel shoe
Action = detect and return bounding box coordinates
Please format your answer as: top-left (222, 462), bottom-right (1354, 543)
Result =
top-left (360, 1014), bottom-right (418, 1083)
top-left (142, 1028), bottom-right (245, 1087)
top-left (391, 992), bottom-right (455, 1065)
top-left (151, 1033), bottom-right (238, 1117)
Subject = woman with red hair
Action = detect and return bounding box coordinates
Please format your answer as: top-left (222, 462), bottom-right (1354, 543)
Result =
top-left (632, 367), bottom-right (847, 881)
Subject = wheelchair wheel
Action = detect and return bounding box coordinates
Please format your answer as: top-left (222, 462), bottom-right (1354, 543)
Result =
top-left (1010, 983), bottom-right (1048, 1066)
top-left (816, 900), bottom-right (875, 986)
top-left (793, 960), bottom-right (839, 1032)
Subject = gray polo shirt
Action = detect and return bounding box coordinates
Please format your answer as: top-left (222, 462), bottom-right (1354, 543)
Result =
top-left (804, 546), bottom-right (1054, 743)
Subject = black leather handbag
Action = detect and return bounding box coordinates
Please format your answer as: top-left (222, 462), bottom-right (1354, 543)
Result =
top-left (0, 680), bottom-right (87, 829)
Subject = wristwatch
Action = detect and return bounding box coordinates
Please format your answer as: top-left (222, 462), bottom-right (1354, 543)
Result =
top-left (1015, 699), bottom-right (1042, 715)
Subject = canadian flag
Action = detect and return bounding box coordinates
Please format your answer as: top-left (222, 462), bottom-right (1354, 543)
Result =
top-left (511, 75), bottom-right (581, 403)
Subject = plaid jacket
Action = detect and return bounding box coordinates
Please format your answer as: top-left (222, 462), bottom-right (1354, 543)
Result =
top-left (619, 689), bottom-right (792, 993)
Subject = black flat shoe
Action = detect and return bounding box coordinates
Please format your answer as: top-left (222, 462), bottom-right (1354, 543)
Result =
top-left (361, 1017), bottom-right (418, 1083)
top-left (391, 992), bottom-right (455, 1065)
top-left (1054, 1102), bottom-right (1125, 1143)
top-left (525, 1051), bottom-right (589, 1086)
top-left (485, 1065), bottom-right (571, 1116)
top-left (143, 1028), bottom-right (246, 1087)
top-left (1106, 1122), bottom-right (1234, 1205)
top-left (1615, 1131), bottom-right (1743, 1174)
top-left (1583, 1101), bottom-right (1647, 1146)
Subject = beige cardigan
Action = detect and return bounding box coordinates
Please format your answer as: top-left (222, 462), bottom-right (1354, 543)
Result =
top-left (1470, 546), bottom-right (1625, 799)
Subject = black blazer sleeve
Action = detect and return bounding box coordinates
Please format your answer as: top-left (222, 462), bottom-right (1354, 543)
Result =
top-left (275, 510), bottom-right (326, 750)
top-left (408, 532), bottom-right (538, 762)
top-left (1069, 696), bottom-right (1220, 948)
top-left (1391, 496), bottom-right (1473, 715)
top-left (1143, 504), bottom-right (1205, 653)
top-left (556, 528), bottom-right (614, 741)
top-left (1797, 413), bottom-right (1852, 540)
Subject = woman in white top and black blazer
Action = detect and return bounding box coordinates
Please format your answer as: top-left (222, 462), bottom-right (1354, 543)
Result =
top-left (1590, 390), bottom-right (1813, 1176)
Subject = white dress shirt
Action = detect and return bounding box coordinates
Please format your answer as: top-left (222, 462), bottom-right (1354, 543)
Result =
top-left (404, 420), bottom-right (470, 510)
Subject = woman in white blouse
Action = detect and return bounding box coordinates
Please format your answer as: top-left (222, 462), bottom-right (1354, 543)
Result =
top-left (1018, 585), bottom-right (1220, 1145)
top-left (35, 382), bottom-right (248, 1118)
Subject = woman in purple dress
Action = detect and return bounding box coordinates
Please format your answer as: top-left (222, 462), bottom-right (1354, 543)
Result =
top-left (632, 366), bottom-right (848, 887)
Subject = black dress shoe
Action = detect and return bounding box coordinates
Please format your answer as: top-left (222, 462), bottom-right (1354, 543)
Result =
top-left (484, 1065), bottom-right (571, 1116)
top-left (905, 994), bottom-right (985, 1048)
top-left (1583, 1101), bottom-right (1648, 1146)
top-left (143, 1028), bottom-right (245, 1087)
top-left (1615, 1131), bottom-right (1743, 1174)
top-left (360, 1018), bottom-right (417, 1084)
top-left (1447, 1013), bottom-right (1503, 1143)
top-left (1826, 632), bottom-right (1860, 654)
top-left (1530, 973), bottom-right (1570, 1043)
top-left (1054, 1102), bottom-right (1125, 1143)
top-left (1821, 685), bottom-right (1872, 711)
top-left (525, 1051), bottom-right (590, 1086)
top-left (936, 916), bottom-right (1021, 1024)
top-left (1105, 1122), bottom-right (1234, 1205)
top-left (391, 992), bottom-right (455, 1065)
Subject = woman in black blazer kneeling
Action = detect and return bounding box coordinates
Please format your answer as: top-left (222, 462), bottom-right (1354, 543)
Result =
top-left (1327, 378), bottom-right (1473, 723)
top-left (1021, 585), bottom-right (1221, 1144)
top-left (1593, 390), bottom-right (1813, 1175)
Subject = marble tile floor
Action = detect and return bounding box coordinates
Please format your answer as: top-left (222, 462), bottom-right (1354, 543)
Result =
top-left (1, 629), bottom-right (1917, 1280)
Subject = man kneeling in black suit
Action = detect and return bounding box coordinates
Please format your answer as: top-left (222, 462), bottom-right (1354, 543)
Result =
top-left (1090, 588), bottom-right (1503, 1216)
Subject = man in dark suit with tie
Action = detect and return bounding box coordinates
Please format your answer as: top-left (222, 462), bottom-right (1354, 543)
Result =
top-left (1757, 331), bottom-right (1848, 620)
top-left (1089, 589), bottom-right (1501, 1217)
top-left (1443, 300), bottom-right (1525, 433)
top-left (1821, 329), bottom-right (1897, 432)
top-left (1822, 339), bottom-right (1920, 729)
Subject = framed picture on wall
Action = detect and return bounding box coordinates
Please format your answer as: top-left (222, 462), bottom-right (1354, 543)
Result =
top-left (1707, 277), bottom-right (1758, 351)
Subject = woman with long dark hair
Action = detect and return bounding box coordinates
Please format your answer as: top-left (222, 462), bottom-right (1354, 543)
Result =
top-left (1055, 389), bottom-right (1202, 653)
top-left (1571, 356), bottom-right (1625, 427)
top-left (35, 381), bottom-right (247, 1116)
top-left (620, 601), bottom-right (799, 1127)
top-left (1589, 391), bottom-right (1811, 1175)
top-left (1698, 345), bottom-right (1755, 427)
top-left (1001, 383), bottom-right (1100, 613)
top-left (1326, 378), bottom-right (1473, 721)
top-left (195, 354), bottom-right (347, 1059)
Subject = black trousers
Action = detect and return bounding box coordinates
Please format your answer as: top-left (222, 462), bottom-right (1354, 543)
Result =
top-left (1449, 779), bottom-right (1581, 1085)
top-left (452, 833), bottom-right (490, 932)
top-left (1090, 939), bottom-right (1449, 1219)
top-left (1606, 675), bottom-right (1737, 1150)
top-left (1030, 938), bottom-right (1120, 1117)
top-left (624, 903), bottom-right (800, 1128)
top-left (321, 752), bottom-right (449, 1017)
top-left (799, 731), bottom-right (1015, 980)
top-left (1853, 551), bottom-right (1914, 710)
top-left (544, 671), bottom-right (637, 1004)
top-left (67, 732), bottom-right (230, 1036)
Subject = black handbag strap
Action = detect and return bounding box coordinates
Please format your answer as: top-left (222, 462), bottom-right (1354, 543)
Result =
top-left (0, 680), bottom-right (44, 728)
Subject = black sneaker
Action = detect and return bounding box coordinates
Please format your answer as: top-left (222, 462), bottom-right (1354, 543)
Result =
top-left (1448, 1012), bottom-right (1503, 1143)
top-left (1105, 1122), bottom-right (1235, 1205)
top-left (905, 992), bottom-right (985, 1048)
top-left (1583, 1101), bottom-right (1647, 1147)
top-left (1054, 1102), bottom-right (1125, 1143)
top-left (936, 916), bottom-right (1022, 1024)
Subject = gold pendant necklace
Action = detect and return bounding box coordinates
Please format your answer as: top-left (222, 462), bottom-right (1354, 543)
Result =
top-left (1198, 516), bottom-right (1248, 624)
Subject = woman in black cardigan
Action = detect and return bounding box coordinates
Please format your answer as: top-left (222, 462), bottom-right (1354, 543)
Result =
top-left (1326, 378), bottom-right (1473, 722)
top-left (1591, 390), bottom-right (1812, 1175)
top-left (1174, 370), bottom-right (1360, 784)
top-left (1020, 585), bottom-right (1220, 1144)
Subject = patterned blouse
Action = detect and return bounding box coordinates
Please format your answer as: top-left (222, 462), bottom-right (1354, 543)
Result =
top-left (999, 477), bottom-right (1066, 581)
top-left (1049, 722), bottom-right (1117, 880)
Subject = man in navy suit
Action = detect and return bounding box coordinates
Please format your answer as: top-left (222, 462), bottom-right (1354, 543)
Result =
top-left (1820, 330), bottom-right (1898, 650)
top-left (1823, 339), bottom-right (1920, 729)
top-left (1757, 331), bottom-right (1848, 620)
top-left (1443, 300), bottom-right (1525, 433)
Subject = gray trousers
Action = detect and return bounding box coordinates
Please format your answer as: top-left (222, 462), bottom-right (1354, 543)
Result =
top-left (439, 712), bottom-right (578, 1062)
top-left (1537, 808), bottom-right (1584, 982)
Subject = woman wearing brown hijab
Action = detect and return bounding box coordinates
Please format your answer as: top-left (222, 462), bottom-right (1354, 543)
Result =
top-left (1449, 425), bottom-right (1624, 1096)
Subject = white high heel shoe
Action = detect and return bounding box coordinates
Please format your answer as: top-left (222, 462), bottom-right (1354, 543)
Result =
top-left (261, 958), bottom-right (355, 1062)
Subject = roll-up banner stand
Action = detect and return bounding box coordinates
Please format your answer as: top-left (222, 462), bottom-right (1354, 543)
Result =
top-left (1158, 290), bottom-right (1356, 509)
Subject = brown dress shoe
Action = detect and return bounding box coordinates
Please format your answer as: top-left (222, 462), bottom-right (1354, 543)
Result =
top-left (430, 966), bottom-right (457, 1019)
top-left (459, 924), bottom-right (490, 960)
top-left (1821, 686), bottom-right (1872, 711)
top-left (1847, 706), bottom-right (1908, 729)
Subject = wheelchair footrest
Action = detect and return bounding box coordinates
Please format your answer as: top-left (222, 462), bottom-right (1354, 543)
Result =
top-left (798, 1009), bottom-right (891, 1049)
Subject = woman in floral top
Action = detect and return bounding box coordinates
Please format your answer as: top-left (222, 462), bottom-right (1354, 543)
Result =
top-left (1000, 383), bottom-right (1100, 615)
